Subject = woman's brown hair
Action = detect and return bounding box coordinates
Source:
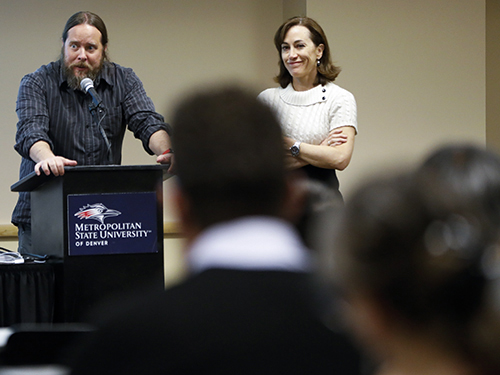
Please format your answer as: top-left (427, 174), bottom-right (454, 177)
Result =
top-left (274, 16), bottom-right (341, 88)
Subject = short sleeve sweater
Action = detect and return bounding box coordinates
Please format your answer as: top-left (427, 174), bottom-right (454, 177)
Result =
top-left (258, 82), bottom-right (357, 145)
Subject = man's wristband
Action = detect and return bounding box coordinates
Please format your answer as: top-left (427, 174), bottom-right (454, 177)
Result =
top-left (162, 148), bottom-right (174, 155)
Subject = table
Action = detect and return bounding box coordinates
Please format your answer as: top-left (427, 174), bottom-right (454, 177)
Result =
top-left (0, 263), bottom-right (56, 327)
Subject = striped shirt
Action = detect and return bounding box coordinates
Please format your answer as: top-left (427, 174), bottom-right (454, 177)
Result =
top-left (12, 59), bottom-right (171, 225)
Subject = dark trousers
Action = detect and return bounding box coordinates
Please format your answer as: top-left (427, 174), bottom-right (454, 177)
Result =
top-left (17, 223), bottom-right (32, 254)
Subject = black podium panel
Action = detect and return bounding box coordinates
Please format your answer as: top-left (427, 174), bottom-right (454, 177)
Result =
top-left (12, 165), bottom-right (171, 322)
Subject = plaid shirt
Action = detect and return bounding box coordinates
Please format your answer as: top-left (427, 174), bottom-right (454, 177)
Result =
top-left (12, 60), bottom-right (171, 225)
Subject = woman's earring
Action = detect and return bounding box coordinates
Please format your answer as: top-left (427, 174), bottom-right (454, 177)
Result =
top-left (317, 59), bottom-right (321, 67)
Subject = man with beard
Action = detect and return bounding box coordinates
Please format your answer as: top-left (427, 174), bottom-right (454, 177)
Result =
top-left (12, 11), bottom-right (173, 254)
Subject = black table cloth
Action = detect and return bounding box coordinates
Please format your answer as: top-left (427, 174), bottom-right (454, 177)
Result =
top-left (0, 263), bottom-right (55, 327)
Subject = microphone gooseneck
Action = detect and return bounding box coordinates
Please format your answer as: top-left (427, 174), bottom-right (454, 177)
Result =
top-left (81, 78), bottom-right (113, 164)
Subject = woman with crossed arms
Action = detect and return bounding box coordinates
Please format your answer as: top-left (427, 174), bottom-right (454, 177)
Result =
top-left (259, 16), bottom-right (357, 201)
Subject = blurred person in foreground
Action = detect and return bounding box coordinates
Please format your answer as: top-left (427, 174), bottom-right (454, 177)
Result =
top-left (328, 144), bottom-right (500, 375)
top-left (69, 86), bottom-right (362, 375)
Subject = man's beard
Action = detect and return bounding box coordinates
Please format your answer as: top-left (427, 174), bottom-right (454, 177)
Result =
top-left (63, 58), bottom-right (104, 90)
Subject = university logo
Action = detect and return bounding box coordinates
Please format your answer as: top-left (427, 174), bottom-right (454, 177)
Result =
top-left (68, 192), bottom-right (157, 256)
top-left (74, 203), bottom-right (121, 224)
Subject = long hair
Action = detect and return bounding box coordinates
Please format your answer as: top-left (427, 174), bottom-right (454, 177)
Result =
top-left (61, 11), bottom-right (109, 61)
top-left (274, 16), bottom-right (341, 88)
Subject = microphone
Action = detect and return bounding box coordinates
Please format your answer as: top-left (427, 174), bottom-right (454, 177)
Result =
top-left (80, 78), bottom-right (102, 107)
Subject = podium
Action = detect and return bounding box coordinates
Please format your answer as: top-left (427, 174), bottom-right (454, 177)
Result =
top-left (11, 165), bottom-right (172, 322)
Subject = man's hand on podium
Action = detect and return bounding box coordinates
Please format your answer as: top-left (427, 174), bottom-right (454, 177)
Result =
top-left (157, 148), bottom-right (174, 174)
top-left (35, 156), bottom-right (78, 176)
top-left (30, 140), bottom-right (78, 176)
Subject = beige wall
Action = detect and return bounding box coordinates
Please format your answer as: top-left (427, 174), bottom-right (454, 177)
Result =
top-left (0, 0), bottom-right (282, 234)
top-left (308, 0), bottom-right (486, 196)
top-left (0, 1), bottom-right (491, 264)
top-left (487, 0), bottom-right (500, 151)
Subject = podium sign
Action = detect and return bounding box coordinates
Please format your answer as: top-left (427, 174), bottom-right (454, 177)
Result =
top-left (68, 192), bottom-right (158, 256)
top-left (11, 165), bottom-right (171, 322)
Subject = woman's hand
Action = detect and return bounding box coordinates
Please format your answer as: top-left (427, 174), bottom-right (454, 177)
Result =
top-left (283, 126), bottom-right (356, 171)
top-left (320, 128), bottom-right (348, 147)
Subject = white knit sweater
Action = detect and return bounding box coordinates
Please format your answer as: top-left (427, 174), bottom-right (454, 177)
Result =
top-left (258, 82), bottom-right (357, 145)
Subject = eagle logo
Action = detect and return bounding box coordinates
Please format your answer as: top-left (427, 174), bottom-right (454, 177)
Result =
top-left (74, 203), bottom-right (122, 224)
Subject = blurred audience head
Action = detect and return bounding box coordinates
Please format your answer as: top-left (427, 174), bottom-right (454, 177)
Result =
top-left (171, 86), bottom-right (287, 231)
top-left (329, 144), bottom-right (500, 374)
